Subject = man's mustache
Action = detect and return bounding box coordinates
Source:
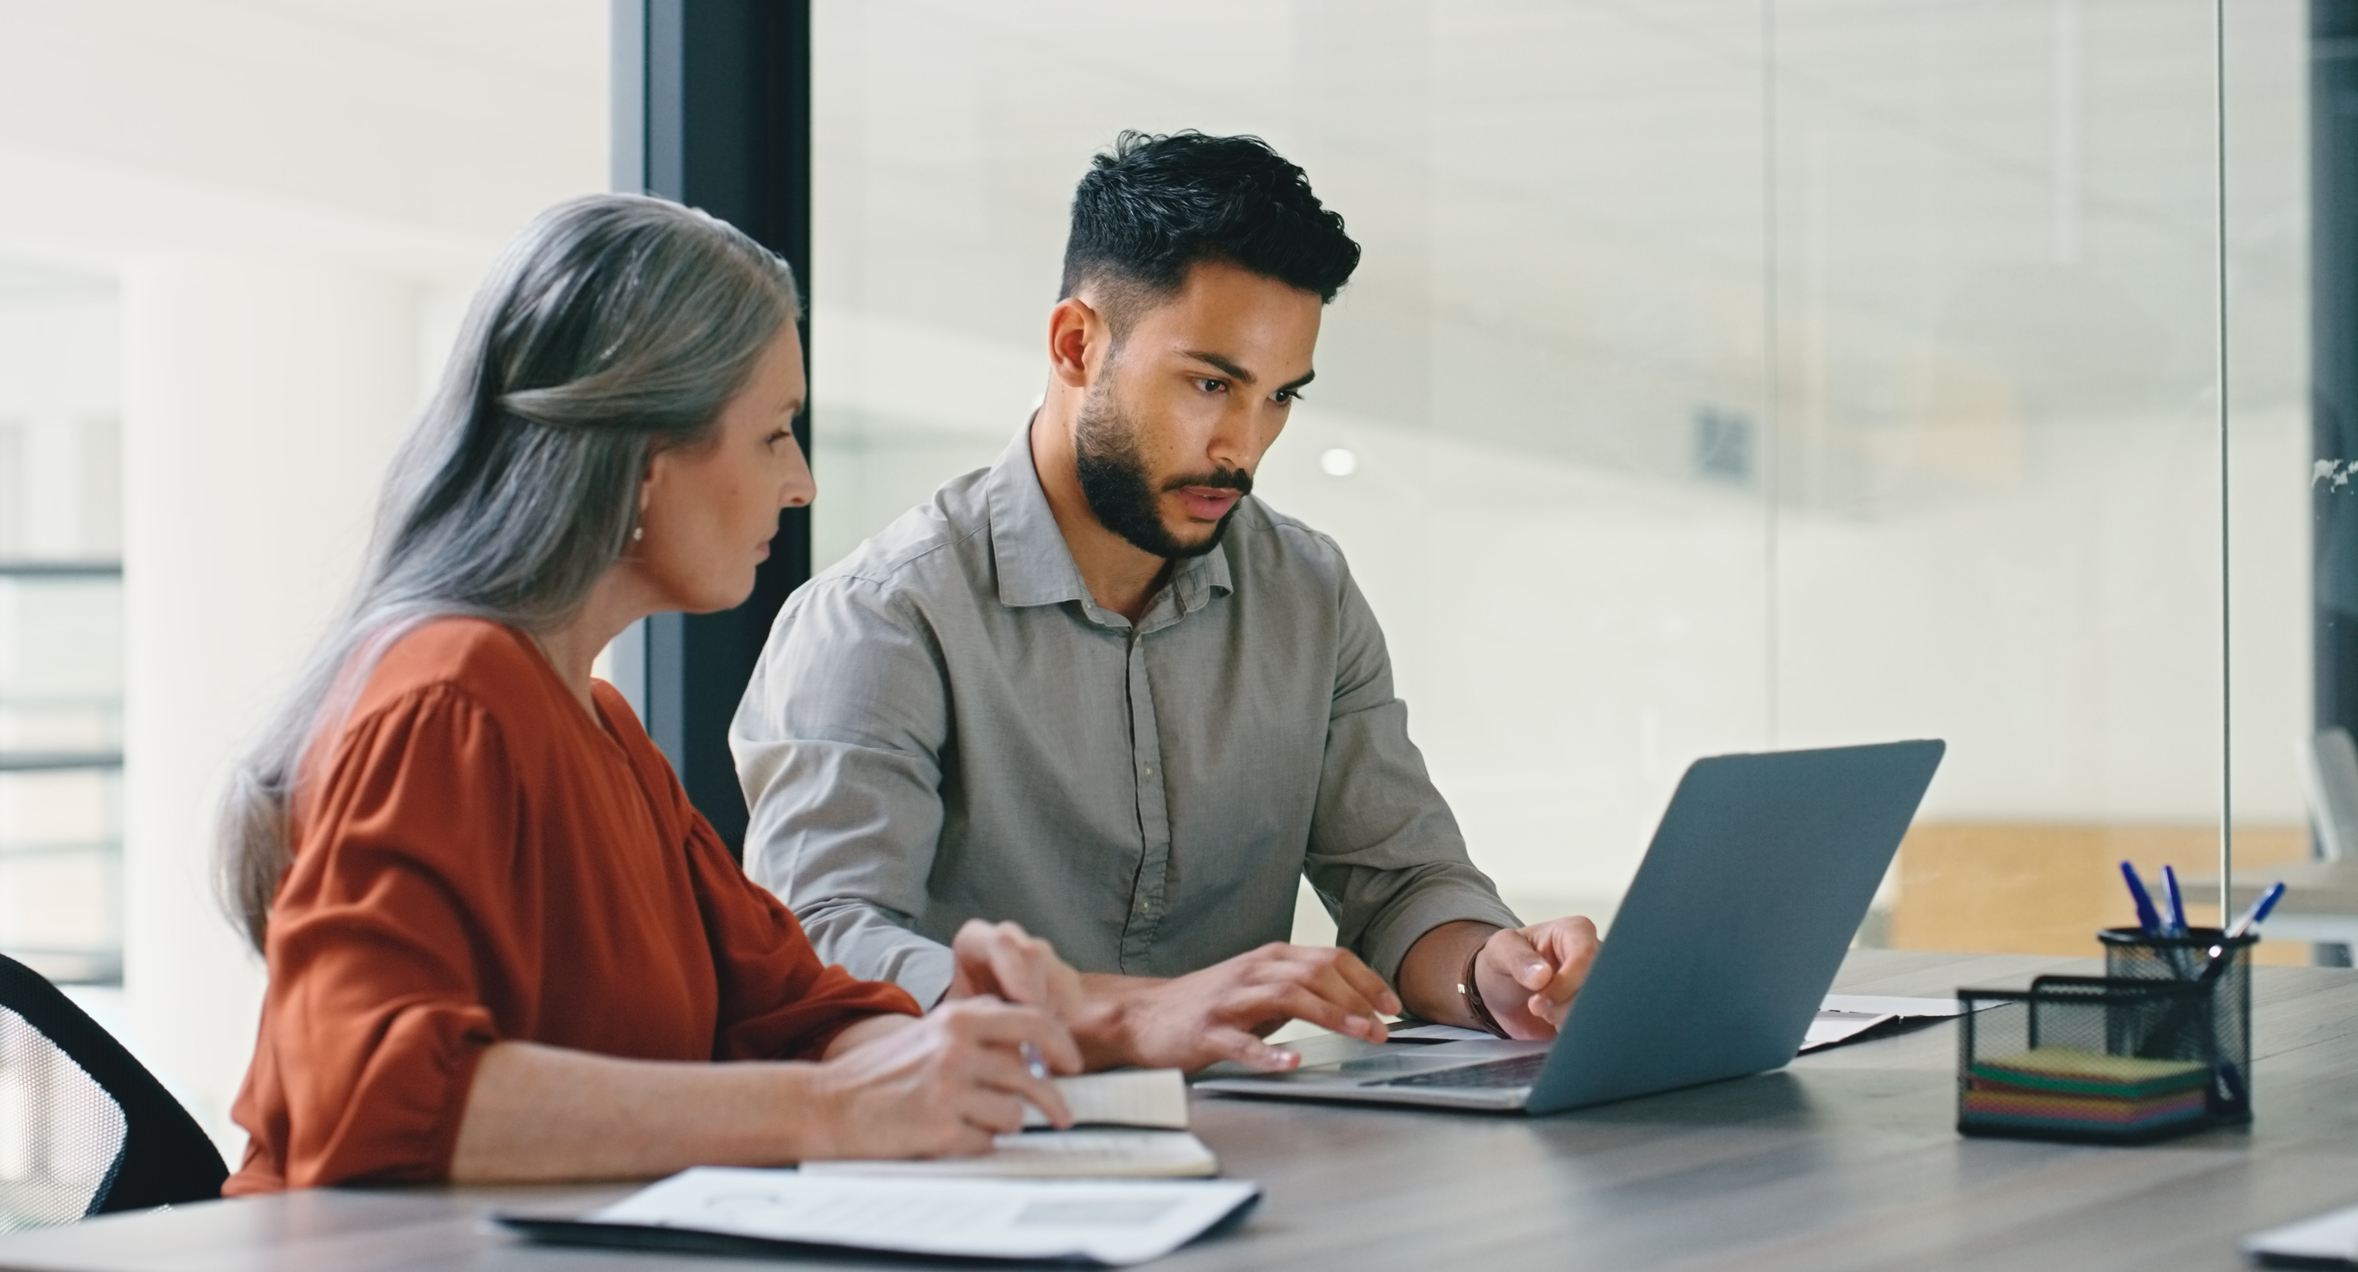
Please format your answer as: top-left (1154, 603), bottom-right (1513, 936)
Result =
top-left (1162, 468), bottom-right (1253, 496)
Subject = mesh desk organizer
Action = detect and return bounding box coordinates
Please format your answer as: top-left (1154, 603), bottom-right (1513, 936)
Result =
top-left (1957, 927), bottom-right (2254, 1143)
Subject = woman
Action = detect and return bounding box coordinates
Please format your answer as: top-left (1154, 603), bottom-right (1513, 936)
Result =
top-left (217, 194), bottom-right (1084, 1193)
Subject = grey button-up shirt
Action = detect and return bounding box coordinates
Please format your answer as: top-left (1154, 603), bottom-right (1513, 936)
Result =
top-left (732, 427), bottom-right (1519, 1005)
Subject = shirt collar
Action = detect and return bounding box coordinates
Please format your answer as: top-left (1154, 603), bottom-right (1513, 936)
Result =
top-left (1165, 526), bottom-right (1235, 620)
top-left (984, 422), bottom-right (1235, 620)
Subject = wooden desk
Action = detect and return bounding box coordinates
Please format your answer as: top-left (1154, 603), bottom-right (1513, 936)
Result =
top-left (4, 949), bottom-right (2356, 1271)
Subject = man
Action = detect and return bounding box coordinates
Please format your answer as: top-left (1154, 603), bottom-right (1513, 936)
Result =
top-left (733, 130), bottom-right (1599, 1073)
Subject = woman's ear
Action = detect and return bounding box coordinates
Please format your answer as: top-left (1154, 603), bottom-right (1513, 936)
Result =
top-left (634, 448), bottom-right (663, 531)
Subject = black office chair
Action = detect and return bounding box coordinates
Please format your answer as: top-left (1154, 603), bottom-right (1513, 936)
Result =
top-left (0, 953), bottom-right (226, 1230)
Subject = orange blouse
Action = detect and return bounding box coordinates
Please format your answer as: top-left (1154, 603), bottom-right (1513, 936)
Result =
top-left (225, 619), bottom-right (918, 1193)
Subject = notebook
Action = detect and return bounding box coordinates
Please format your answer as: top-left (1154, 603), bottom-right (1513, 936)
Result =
top-left (1018, 1069), bottom-right (1190, 1129)
top-left (802, 1069), bottom-right (1217, 1180)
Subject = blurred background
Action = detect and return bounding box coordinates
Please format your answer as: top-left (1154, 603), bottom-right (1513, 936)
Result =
top-left (0, 0), bottom-right (2331, 1159)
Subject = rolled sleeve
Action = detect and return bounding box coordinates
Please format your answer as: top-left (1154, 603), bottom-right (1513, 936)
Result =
top-left (732, 578), bottom-right (960, 1005)
top-left (257, 688), bottom-right (520, 1189)
top-left (1305, 564), bottom-right (1519, 982)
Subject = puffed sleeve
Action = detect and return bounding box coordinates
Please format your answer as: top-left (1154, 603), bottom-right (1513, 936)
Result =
top-left (256, 685), bottom-right (530, 1188)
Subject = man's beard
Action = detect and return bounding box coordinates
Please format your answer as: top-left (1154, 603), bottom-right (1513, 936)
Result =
top-left (1072, 383), bottom-right (1252, 560)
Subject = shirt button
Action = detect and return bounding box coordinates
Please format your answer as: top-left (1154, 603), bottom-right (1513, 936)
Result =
top-left (1142, 764), bottom-right (1155, 776)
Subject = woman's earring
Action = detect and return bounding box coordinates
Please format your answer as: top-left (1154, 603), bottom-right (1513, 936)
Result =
top-left (631, 526), bottom-right (645, 543)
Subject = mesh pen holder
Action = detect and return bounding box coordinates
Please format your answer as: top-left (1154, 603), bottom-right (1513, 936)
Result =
top-left (1956, 928), bottom-right (2254, 1143)
top-left (2099, 925), bottom-right (2255, 1125)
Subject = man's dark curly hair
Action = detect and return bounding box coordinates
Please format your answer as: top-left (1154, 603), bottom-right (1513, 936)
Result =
top-left (1059, 130), bottom-right (1361, 332)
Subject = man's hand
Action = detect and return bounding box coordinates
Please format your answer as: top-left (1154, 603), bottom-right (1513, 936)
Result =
top-left (1473, 916), bottom-right (1601, 1040)
top-left (945, 919), bottom-right (1085, 1029)
top-left (1102, 943), bottom-right (1403, 1073)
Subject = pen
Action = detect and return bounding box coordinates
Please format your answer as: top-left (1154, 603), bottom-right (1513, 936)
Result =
top-left (2188, 881), bottom-right (2280, 1114)
top-left (2159, 864), bottom-right (2196, 977)
top-left (2161, 865), bottom-right (2189, 936)
top-left (2224, 881), bottom-right (2287, 942)
top-left (2122, 861), bottom-right (2194, 979)
top-left (2195, 881), bottom-right (2287, 981)
top-left (2119, 862), bottom-right (2164, 935)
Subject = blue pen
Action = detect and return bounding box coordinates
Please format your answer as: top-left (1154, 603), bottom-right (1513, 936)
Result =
top-left (2162, 865), bottom-right (2195, 977)
top-left (2224, 882), bottom-right (2286, 942)
top-left (2119, 861), bottom-right (2165, 934)
top-left (2161, 865), bottom-right (2189, 936)
top-left (2195, 880), bottom-right (2282, 1114)
top-left (2121, 862), bottom-right (2192, 977)
top-left (2218, 1058), bottom-right (2249, 1110)
top-left (2197, 881), bottom-right (2288, 978)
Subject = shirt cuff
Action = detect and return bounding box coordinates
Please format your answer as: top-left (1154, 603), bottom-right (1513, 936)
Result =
top-left (892, 943), bottom-right (958, 1010)
top-left (1357, 886), bottom-right (1523, 986)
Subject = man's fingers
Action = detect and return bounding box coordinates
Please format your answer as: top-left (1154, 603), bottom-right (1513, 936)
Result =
top-left (1317, 948), bottom-right (1404, 1019)
top-left (1012, 938), bottom-right (1087, 1029)
top-left (1288, 961), bottom-right (1389, 1041)
top-left (962, 923), bottom-right (1087, 1035)
top-left (956, 921), bottom-right (1048, 1004)
top-left (1252, 982), bottom-right (1370, 1041)
top-left (1486, 927), bottom-right (1553, 991)
top-left (1535, 918), bottom-right (1602, 1006)
top-left (988, 938), bottom-right (1051, 1009)
top-left (1213, 1027), bottom-right (1300, 1072)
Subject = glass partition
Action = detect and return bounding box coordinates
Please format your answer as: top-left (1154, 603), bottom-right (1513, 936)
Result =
top-left (1773, 1), bottom-right (2261, 956)
top-left (2229, 0), bottom-right (2339, 964)
top-left (808, 0), bottom-right (2303, 959)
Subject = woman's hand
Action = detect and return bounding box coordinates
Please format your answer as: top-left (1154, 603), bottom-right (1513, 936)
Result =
top-left (806, 998), bottom-right (1082, 1159)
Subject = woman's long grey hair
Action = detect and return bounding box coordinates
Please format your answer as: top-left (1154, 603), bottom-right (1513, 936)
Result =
top-left (218, 193), bottom-right (801, 952)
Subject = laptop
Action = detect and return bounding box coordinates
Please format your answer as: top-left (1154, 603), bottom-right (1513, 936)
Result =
top-left (1194, 740), bottom-right (1946, 1113)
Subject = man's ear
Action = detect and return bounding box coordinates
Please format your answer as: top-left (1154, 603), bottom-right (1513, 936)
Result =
top-left (1047, 296), bottom-right (1103, 392)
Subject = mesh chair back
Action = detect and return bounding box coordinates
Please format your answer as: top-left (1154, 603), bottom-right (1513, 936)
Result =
top-left (0, 955), bottom-right (225, 1230)
top-left (0, 1002), bottom-right (128, 1230)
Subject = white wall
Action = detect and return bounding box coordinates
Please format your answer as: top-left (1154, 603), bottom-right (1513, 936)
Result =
top-left (121, 258), bottom-right (421, 1151)
top-left (0, 0), bottom-right (608, 1154)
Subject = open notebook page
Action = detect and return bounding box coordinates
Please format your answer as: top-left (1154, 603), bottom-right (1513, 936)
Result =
top-left (1022, 1068), bottom-right (1190, 1130)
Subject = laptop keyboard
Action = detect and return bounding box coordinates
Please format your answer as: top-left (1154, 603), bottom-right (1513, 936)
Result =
top-left (1375, 1051), bottom-right (1550, 1090)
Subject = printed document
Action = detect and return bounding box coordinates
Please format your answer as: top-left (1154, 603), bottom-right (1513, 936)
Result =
top-left (501, 1169), bottom-right (1259, 1266)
